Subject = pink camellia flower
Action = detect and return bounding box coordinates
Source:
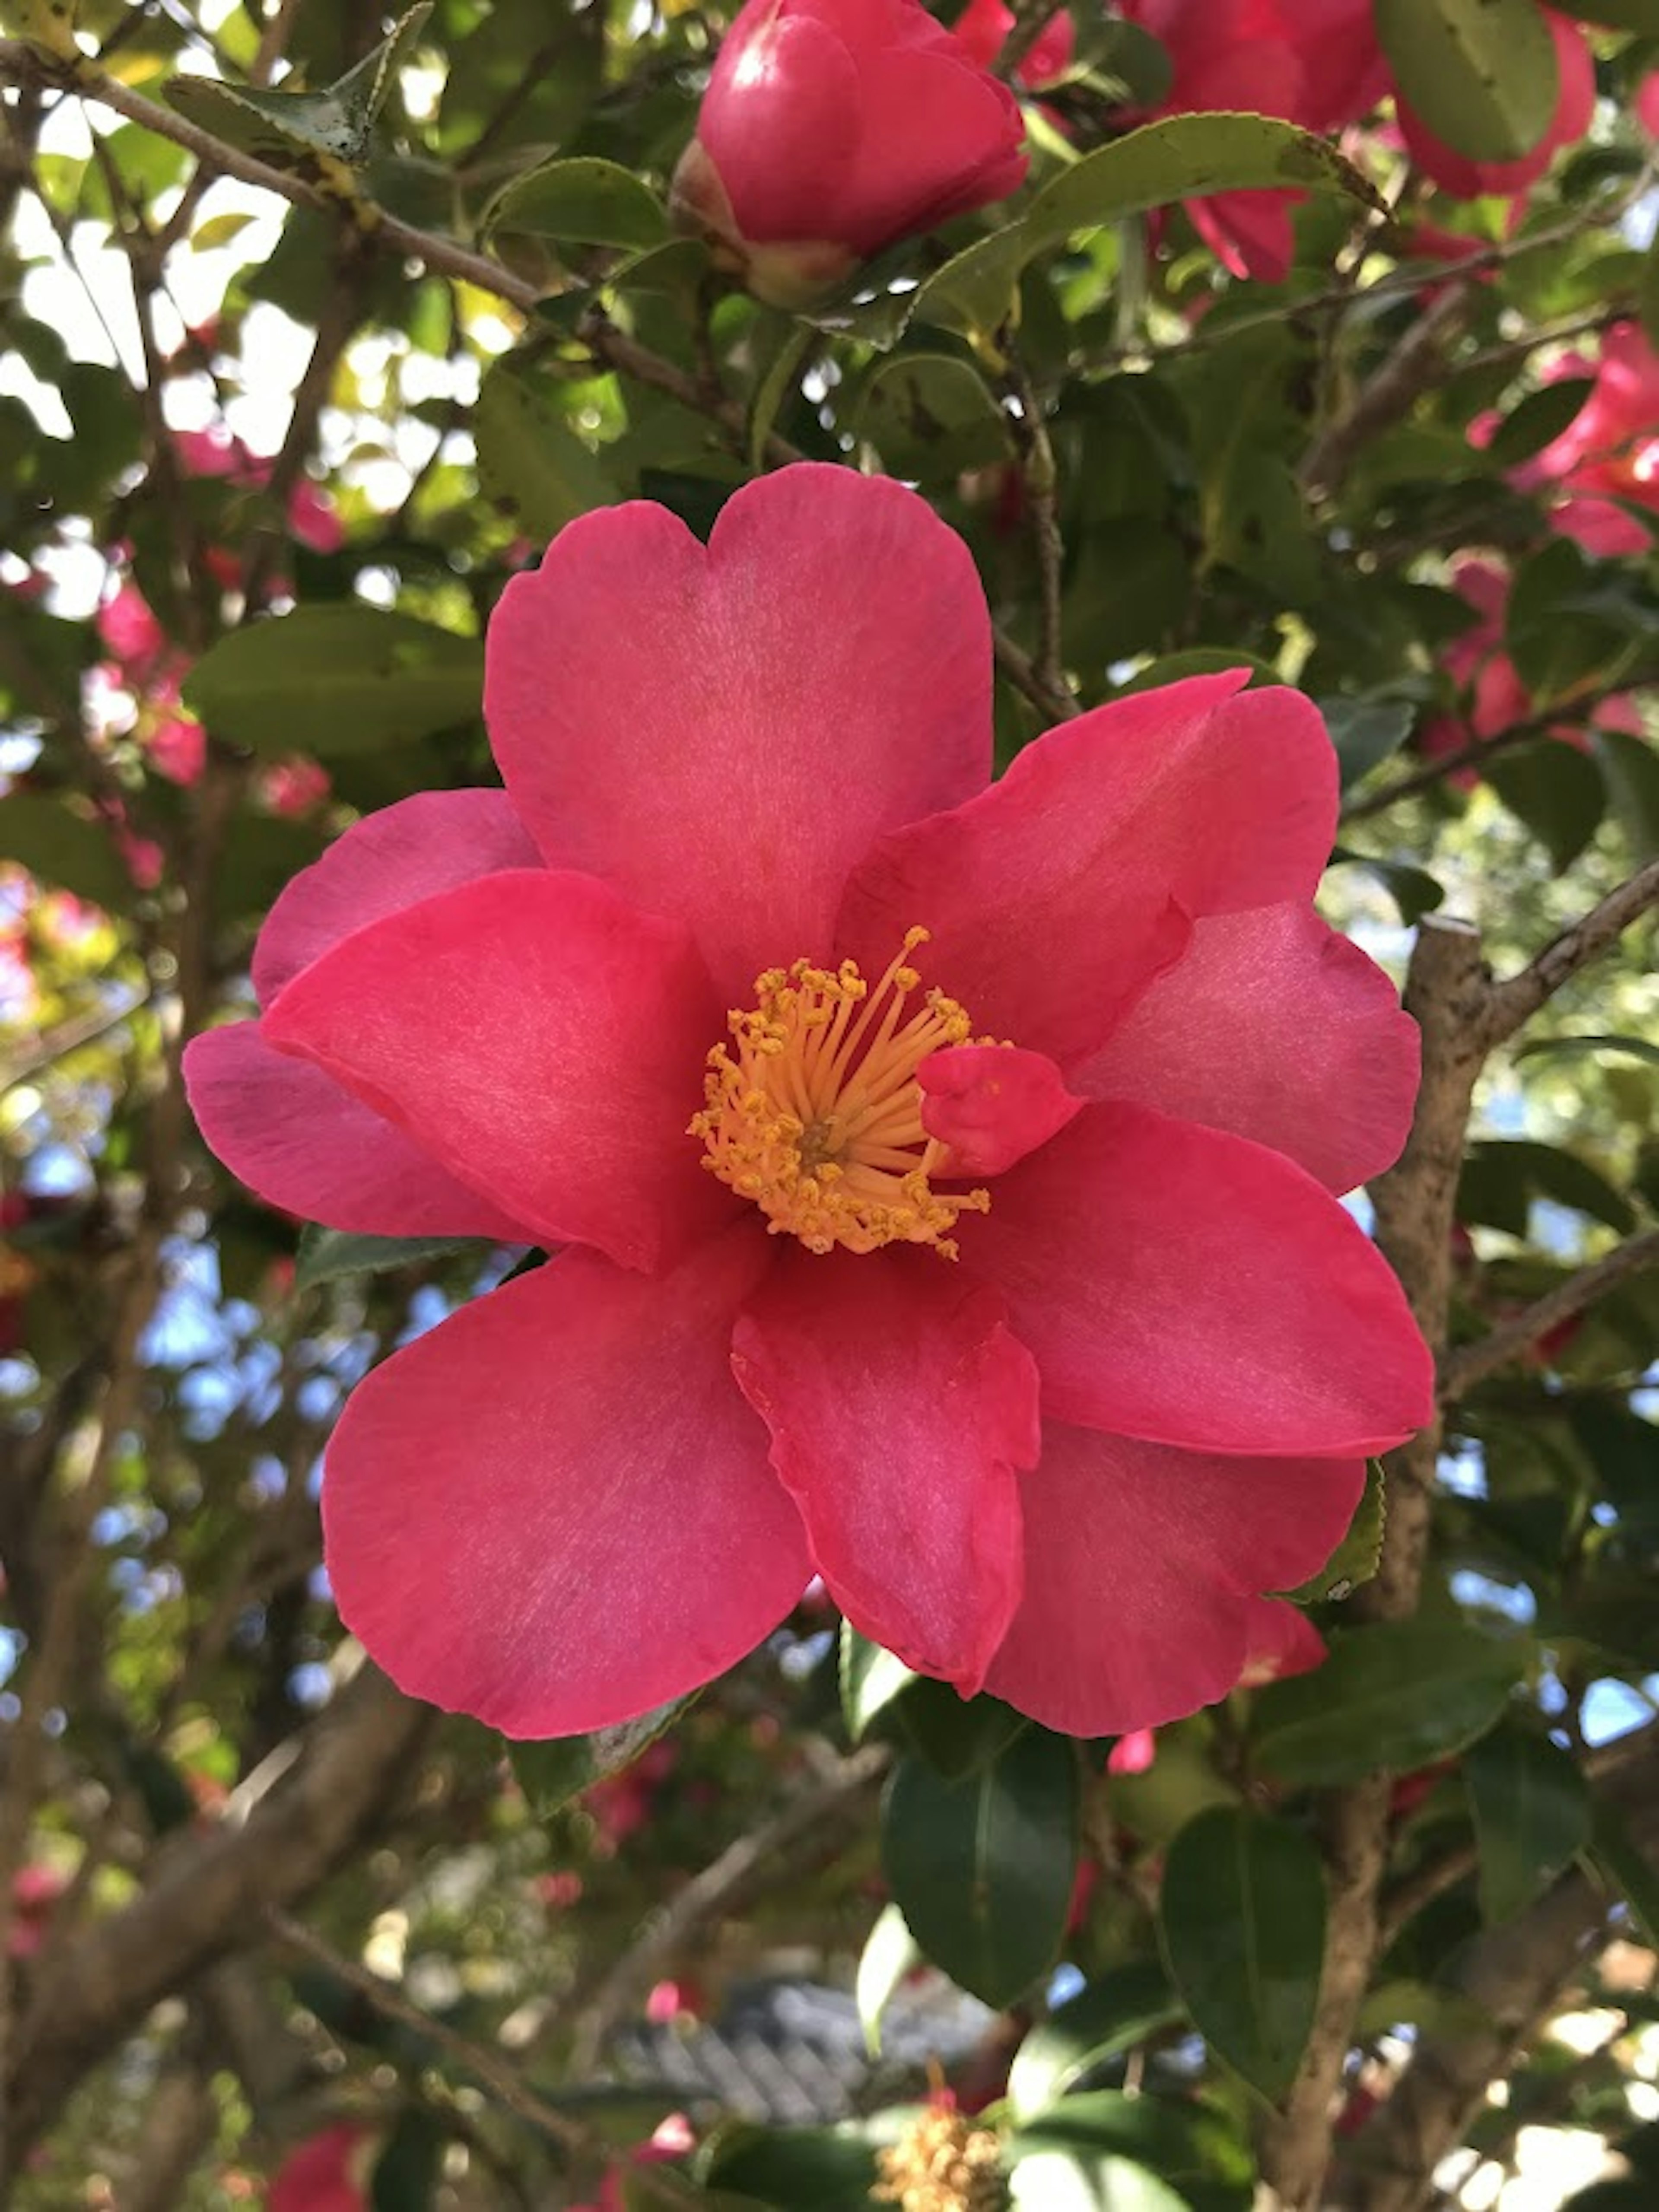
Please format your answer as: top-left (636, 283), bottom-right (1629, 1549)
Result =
top-left (7, 1863), bottom-right (67, 1958)
top-left (1395, 7), bottom-right (1594, 203)
top-left (186, 465), bottom-right (1431, 1741)
top-left (953, 0), bottom-right (1075, 90)
top-left (1417, 554), bottom-right (1646, 782)
top-left (267, 2123), bottom-right (372, 2212)
top-left (175, 424), bottom-right (344, 555)
top-left (1516, 323), bottom-right (1659, 556)
top-left (669, 0), bottom-right (1028, 307)
top-left (1105, 1597), bottom-right (1325, 1774)
top-left (1117, 0), bottom-right (1388, 280)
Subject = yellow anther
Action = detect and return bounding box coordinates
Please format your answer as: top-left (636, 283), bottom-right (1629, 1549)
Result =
top-left (690, 930), bottom-right (995, 1259)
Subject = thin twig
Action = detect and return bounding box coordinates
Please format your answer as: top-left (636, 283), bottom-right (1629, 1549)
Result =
top-left (1002, 338), bottom-right (1071, 713)
top-left (1484, 857), bottom-right (1659, 1045)
top-left (1440, 1229), bottom-right (1659, 1402)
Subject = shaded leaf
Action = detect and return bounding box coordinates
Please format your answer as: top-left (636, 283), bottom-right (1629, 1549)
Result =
top-left (0, 795), bottom-right (129, 909)
top-left (293, 1226), bottom-right (494, 1294)
top-left (1252, 1621), bottom-right (1524, 1785)
top-left (1282, 1462), bottom-right (1387, 1605)
top-left (510, 1697), bottom-right (695, 1819)
top-left (488, 156), bottom-right (669, 248)
top-left (1160, 1808), bottom-right (1324, 2102)
top-left (475, 363), bottom-right (617, 537)
top-left (1376, 0), bottom-right (1560, 162)
top-left (1466, 1725), bottom-right (1592, 1922)
top-left (881, 1729), bottom-right (1078, 2008)
top-left (1008, 1962), bottom-right (1182, 2120)
top-left (184, 607), bottom-right (483, 756)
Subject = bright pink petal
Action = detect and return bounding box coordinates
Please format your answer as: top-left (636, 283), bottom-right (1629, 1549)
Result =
top-left (1188, 191), bottom-right (1298, 283)
top-left (262, 869), bottom-right (731, 1272)
top-left (985, 1424), bottom-right (1364, 1736)
top-left (185, 1021), bottom-right (532, 1240)
top-left (827, 48), bottom-right (1028, 253)
top-left (838, 672), bottom-right (1337, 1066)
top-left (486, 466), bottom-right (992, 1001)
top-left (253, 789), bottom-right (540, 1005)
top-left (322, 1231), bottom-right (810, 1738)
top-left (918, 1044), bottom-right (1082, 1175)
top-left (1075, 903), bottom-right (1419, 1192)
top-left (731, 1248), bottom-right (1038, 1692)
top-left (968, 1102), bottom-right (1433, 1456)
top-left (700, 13), bottom-right (862, 243)
top-left (1549, 496), bottom-right (1652, 558)
top-left (1237, 1596), bottom-right (1327, 1687)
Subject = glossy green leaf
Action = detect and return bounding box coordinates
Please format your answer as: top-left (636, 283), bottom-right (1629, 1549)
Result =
top-left (1282, 1463), bottom-right (1387, 1605)
top-left (1484, 740), bottom-right (1607, 874)
top-left (1007, 2091), bottom-right (1255, 2212)
top-left (475, 363), bottom-right (617, 537)
top-left (1375, 0), bottom-right (1560, 163)
top-left (910, 114), bottom-right (1385, 345)
top-left (1467, 1727), bottom-right (1591, 1922)
top-left (167, 4), bottom-right (431, 170)
top-left (1252, 1621), bottom-right (1524, 1785)
top-left (293, 1226), bottom-right (494, 1294)
top-left (0, 795), bottom-right (129, 909)
top-left (1159, 1807), bottom-right (1324, 2102)
top-left (699, 2120), bottom-right (880, 2211)
top-left (840, 1624), bottom-right (917, 1743)
top-left (1516, 1034), bottom-right (1659, 1068)
top-left (1327, 852), bottom-right (1447, 925)
top-left (1011, 2154), bottom-right (1189, 2212)
top-left (1325, 699), bottom-right (1417, 791)
top-left (488, 156), bottom-right (669, 248)
top-left (1552, 0), bottom-right (1659, 25)
top-left (855, 1901), bottom-right (919, 2057)
top-left (510, 1697), bottom-right (694, 1820)
top-left (852, 352), bottom-right (1013, 478)
top-left (1484, 378), bottom-right (1594, 468)
top-left (1008, 1962), bottom-right (1183, 2120)
top-left (1586, 1795), bottom-right (1659, 1946)
top-left (881, 1729), bottom-right (1079, 2008)
top-left (183, 606), bottom-right (483, 756)
top-left (1596, 726), bottom-right (1659, 858)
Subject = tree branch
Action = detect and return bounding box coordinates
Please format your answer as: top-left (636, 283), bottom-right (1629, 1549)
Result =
top-left (1483, 857), bottom-right (1659, 1046)
top-left (1440, 1229), bottom-right (1659, 1402)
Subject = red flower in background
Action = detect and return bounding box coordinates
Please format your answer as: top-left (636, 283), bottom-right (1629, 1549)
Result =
top-left (188, 465), bottom-right (1430, 1743)
top-left (7, 1864), bottom-right (67, 1959)
top-left (670, 0), bottom-right (1028, 305)
top-left (267, 2124), bottom-right (371, 2212)
top-left (1395, 8), bottom-right (1594, 203)
top-left (1513, 324), bottom-right (1659, 557)
top-left (1116, 0), bottom-right (1387, 280)
top-left (953, 0), bottom-right (1074, 90)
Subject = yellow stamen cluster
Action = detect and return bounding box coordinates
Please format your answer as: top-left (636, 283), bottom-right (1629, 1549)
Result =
top-left (690, 928), bottom-right (992, 1259)
top-left (871, 2102), bottom-right (1004, 2212)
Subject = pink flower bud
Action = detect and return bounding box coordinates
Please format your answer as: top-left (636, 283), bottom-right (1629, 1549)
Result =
top-left (671, 0), bottom-right (1028, 307)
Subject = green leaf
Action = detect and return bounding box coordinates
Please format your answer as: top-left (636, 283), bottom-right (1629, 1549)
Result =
top-left (1327, 849), bottom-right (1447, 925)
top-left (167, 4), bottom-right (432, 171)
top-left (1011, 2154), bottom-right (1189, 2212)
top-left (1008, 1962), bottom-right (1183, 2120)
top-left (851, 352), bottom-right (1013, 479)
top-left (487, 156), bottom-right (670, 249)
top-left (1159, 1807), bottom-right (1324, 2103)
top-left (1252, 1621), bottom-right (1524, 1786)
top-left (1515, 1033), bottom-right (1659, 1069)
top-left (841, 1624), bottom-right (918, 1743)
top-left (1552, 0), bottom-right (1659, 27)
top-left (1466, 1726), bottom-right (1591, 1923)
top-left (1484, 378), bottom-right (1595, 468)
top-left (293, 1226), bottom-right (494, 1294)
top-left (1586, 1795), bottom-right (1659, 1946)
top-left (909, 114), bottom-right (1386, 346)
top-left (0, 795), bottom-right (129, 909)
top-left (509, 1697), bottom-right (693, 1819)
top-left (1596, 726), bottom-right (1659, 858)
top-left (1483, 740), bottom-right (1607, 874)
top-left (1282, 1462), bottom-right (1386, 1605)
top-left (475, 363), bottom-right (617, 537)
top-left (880, 1729), bottom-right (1079, 2008)
top-left (371, 2108), bottom-right (445, 2212)
top-left (1007, 2092), bottom-right (1255, 2212)
top-left (699, 2121), bottom-right (880, 2212)
top-left (1324, 699), bottom-right (1417, 791)
top-left (855, 1901), bottom-right (919, 2058)
top-left (1375, 0), bottom-right (1561, 163)
top-left (0, 1), bottom-right (77, 60)
top-left (183, 606), bottom-right (483, 756)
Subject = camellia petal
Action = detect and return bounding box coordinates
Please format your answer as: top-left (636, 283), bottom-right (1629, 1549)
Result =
top-left (184, 1021), bottom-right (534, 1241)
top-left (837, 672), bottom-right (1338, 1065)
top-left (731, 1249), bottom-right (1038, 1693)
top-left (984, 1424), bottom-right (1364, 1736)
top-left (323, 1231), bottom-right (810, 1738)
top-left (262, 869), bottom-right (731, 1271)
top-left (485, 466), bottom-right (993, 1001)
top-left (968, 1102), bottom-right (1433, 1456)
top-left (254, 789), bottom-right (540, 1005)
top-left (1077, 903), bottom-right (1419, 1192)
top-left (917, 1043), bottom-right (1083, 1176)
